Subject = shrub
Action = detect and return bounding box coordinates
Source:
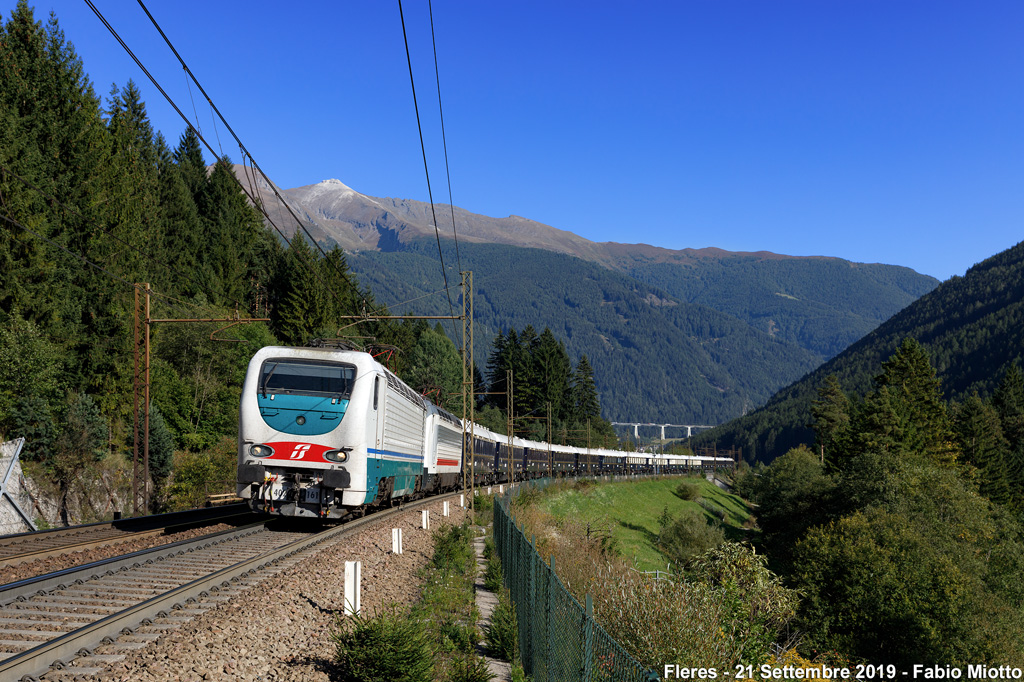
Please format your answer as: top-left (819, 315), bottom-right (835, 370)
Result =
top-left (485, 590), bottom-right (519, 662)
top-left (332, 606), bottom-right (435, 682)
top-left (440, 619), bottom-right (478, 654)
top-left (674, 480), bottom-right (701, 501)
top-left (658, 506), bottom-right (725, 567)
top-left (484, 553), bottom-right (503, 592)
top-left (473, 492), bottom-right (494, 513)
top-left (446, 652), bottom-right (496, 682)
top-left (432, 523), bottom-right (476, 573)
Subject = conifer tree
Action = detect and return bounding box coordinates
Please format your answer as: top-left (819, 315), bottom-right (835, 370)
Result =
top-left (571, 354), bottom-right (601, 422)
top-left (154, 133), bottom-right (203, 294)
top-left (858, 338), bottom-right (958, 467)
top-left (992, 364), bottom-right (1024, 510)
top-left (810, 374), bottom-right (852, 470)
top-left (534, 328), bottom-right (572, 420)
top-left (275, 234), bottom-right (329, 345)
top-left (954, 393), bottom-right (1011, 506)
top-left (173, 126), bottom-right (207, 208)
top-left (486, 329), bottom-right (509, 411)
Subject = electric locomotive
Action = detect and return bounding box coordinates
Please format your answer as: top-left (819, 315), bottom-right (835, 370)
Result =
top-left (236, 346), bottom-right (443, 519)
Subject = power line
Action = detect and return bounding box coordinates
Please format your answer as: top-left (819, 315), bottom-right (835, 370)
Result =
top-left (427, 0), bottom-right (462, 275)
top-left (130, 0), bottom-right (377, 315)
top-left (397, 0), bottom-right (459, 340)
top-left (84, 0), bottom-right (381, 325)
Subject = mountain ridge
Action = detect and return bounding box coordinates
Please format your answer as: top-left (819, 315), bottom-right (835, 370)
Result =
top-left (233, 166), bottom-right (940, 425)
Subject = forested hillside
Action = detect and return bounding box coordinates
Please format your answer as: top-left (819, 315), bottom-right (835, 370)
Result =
top-left (275, 179), bottom-right (937, 365)
top-left (613, 250), bottom-right (936, 358)
top-left (692, 238), bottom-right (1024, 462)
top-left (349, 239), bottom-right (822, 424)
top-left (0, 4), bottom-right (398, 518)
top-left (733, 339), bottom-right (1024, 664)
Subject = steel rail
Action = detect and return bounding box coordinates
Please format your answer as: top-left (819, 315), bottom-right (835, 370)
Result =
top-left (0, 492), bottom-right (460, 681)
top-left (0, 504), bottom-right (252, 567)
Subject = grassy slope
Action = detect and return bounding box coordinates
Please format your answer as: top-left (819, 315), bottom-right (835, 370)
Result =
top-left (535, 476), bottom-right (753, 571)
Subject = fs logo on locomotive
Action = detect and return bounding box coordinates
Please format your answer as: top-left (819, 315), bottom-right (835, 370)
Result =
top-left (289, 444), bottom-right (311, 460)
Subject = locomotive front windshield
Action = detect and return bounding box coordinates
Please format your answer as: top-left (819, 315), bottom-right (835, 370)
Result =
top-left (260, 359), bottom-right (355, 398)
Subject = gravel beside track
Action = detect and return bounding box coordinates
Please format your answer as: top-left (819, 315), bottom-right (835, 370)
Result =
top-left (48, 499), bottom-right (468, 681)
top-left (5, 524), bottom-right (240, 584)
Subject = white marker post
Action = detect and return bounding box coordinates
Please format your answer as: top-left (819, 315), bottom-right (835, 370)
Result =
top-left (421, 509), bottom-right (430, 529)
top-left (392, 528), bottom-right (403, 554)
top-left (443, 501), bottom-right (450, 517)
top-left (344, 561), bottom-right (361, 616)
top-left (460, 494), bottom-right (465, 508)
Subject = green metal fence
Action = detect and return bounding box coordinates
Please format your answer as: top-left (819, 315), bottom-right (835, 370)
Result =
top-left (494, 482), bottom-right (660, 682)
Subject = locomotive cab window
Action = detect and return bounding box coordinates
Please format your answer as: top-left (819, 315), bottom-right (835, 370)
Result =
top-left (260, 359), bottom-right (356, 398)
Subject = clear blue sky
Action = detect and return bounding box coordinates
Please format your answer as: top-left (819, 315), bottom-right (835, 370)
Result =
top-left (23, 0), bottom-right (1024, 281)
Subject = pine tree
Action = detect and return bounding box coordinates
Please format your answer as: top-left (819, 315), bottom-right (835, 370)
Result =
top-left (173, 126), bottom-right (207, 207)
top-left (534, 328), bottom-right (572, 420)
top-left (154, 133), bottom-right (203, 294)
top-left (954, 393), bottom-right (1011, 506)
top-left (571, 354), bottom-right (601, 422)
top-left (992, 364), bottom-right (1024, 511)
top-left (148, 406), bottom-right (174, 492)
top-left (863, 338), bottom-right (959, 467)
top-left (486, 329), bottom-right (509, 411)
top-left (275, 234), bottom-right (328, 344)
top-left (810, 374), bottom-right (852, 470)
top-left (51, 392), bottom-right (106, 525)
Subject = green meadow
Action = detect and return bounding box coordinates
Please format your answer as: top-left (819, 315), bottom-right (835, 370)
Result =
top-left (535, 475), bottom-right (754, 571)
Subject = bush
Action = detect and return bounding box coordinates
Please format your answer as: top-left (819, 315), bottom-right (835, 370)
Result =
top-left (440, 619), bottom-right (478, 654)
top-left (674, 480), bottom-right (702, 501)
top-left (658, 506), bottom-right (725, 568)
top-left (446, 652), bottom-right (496, 682)
top-left (473, 492), bottom-right (494, 513)
top-left (432, 523), bottom-right (476, 573)
top-left (332, 606), bottom-right (435, 682)
top-left (485, 590), bottom-right (519, 662)
top-left (484, 553), bottom-right (503, 592)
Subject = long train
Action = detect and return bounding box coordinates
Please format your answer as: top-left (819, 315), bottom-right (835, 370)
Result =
top-left (236, 346), bottom-right (733, 519)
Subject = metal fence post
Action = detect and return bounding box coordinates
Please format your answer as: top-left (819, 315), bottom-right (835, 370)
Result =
top-left (582, 593), bottom-right (594, 681)
top-left (547, 554), bottom-right (556, 682)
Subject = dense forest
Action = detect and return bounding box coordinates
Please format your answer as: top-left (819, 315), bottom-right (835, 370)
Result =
top-left (476, 325), bottom-right (616, 446)
top-left (691, 238), bottom-right (1024, 462)
top-left (350, 239), bottom-right (823, 424)
top-left (735, 339), bottom-right (1024, 664)
top-left (615, 252), bottom-right (937, 359)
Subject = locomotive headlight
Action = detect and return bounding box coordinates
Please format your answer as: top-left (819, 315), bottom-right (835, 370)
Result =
top-left (324, 448), bottom-right (351, 463)
top-left (296, 415), bottom-right (306, 426)
top-left (249, 444), bottom-right (274, 458)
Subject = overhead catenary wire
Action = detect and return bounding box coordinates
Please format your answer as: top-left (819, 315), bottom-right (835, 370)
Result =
top-left (397, 0), bottom-right (459, 341)
top-left (427, 0), bottom-right (462, 275)
top-left (130, 0), bottom-right (381, 317)
top-left (85, 0), bottom-right (381, 324)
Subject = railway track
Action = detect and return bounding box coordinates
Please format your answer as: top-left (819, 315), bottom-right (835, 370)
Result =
top-left (0, 505), bottom-right (255, 569)
top-left (0, 493), bottom-right (458, 681)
